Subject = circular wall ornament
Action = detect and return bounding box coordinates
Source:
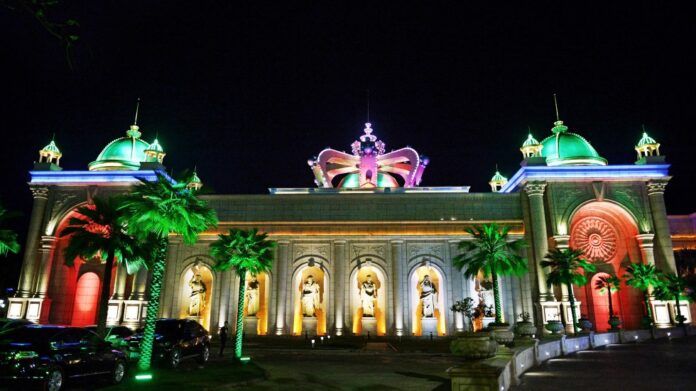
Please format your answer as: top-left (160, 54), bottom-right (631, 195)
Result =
top-left (571, 217), bottom-right (618, 262)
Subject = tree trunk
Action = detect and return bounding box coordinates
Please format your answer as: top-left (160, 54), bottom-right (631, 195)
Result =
top-left (96, 249), bottom-right (116, 338)
top-left (137, 237), bottom-right (168, 372)
top-left (675, 294), bottom-right (683, 325)
top-left (644, 292), bottom-right (653, 319)
top-left (491, 271), bottom-right (503, 324)
top-left (567, 282), bottom-right (578, 335)
top-left (235, 271), bottom-right (247, 359)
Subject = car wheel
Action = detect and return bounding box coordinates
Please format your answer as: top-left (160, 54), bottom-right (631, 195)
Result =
top-left (197, 344), bottom-right (210, 364)
top-left (43, 367), bottom-right (64, 391)
top-left (169, 348), bottom-right (181, 368)
top-left (111, 360), bottom-right (126, 384)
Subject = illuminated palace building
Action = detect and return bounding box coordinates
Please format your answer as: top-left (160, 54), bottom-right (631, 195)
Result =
top-left (8, 114), bottom-right (696, 337)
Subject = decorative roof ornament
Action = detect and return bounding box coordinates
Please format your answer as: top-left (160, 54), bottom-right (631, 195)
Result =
top-left (551, 94), bottom-right (569, 134)
top-left (489, 166), bottom-right (508, 192)
top-left (520, 129), bottom-right (543, 158)
top-left (187, 167), bottom-right (203, 191)
top-left (144, 135), bottom-right (166, 163)
top-left (309, 122), bottom-right (427, 188)
top-left (38, 136), bottom-right (62, 166)
top-left (126, 98), bottom-right (142, 139)
top-left (634, 125), bottom-right (662, 164)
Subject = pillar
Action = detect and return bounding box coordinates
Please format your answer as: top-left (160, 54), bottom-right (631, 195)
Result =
top-left (524, 182), bottom-right (552, 301)
top-left (129, 267), bottom-right (149, 300)
top-left (333, 240), bottom-right (346, 335)
top-left (274, 241), bottom-right (290, 335)
top-left (647, 180), bottom-right (677, 275)
top-left (17, 186), bottom-right (50, 298)
top-left (112, 264), bottom-right (129, 300)
top-left (449, 240), bottom-right (465, 333)
top-left (391, 240), bottom-right (405, 335)
top-left (33, 235), bottom-right (56, 298)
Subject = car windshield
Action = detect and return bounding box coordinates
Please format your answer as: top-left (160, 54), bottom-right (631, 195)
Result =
top-left (0, 327), bottom-right (61, 349)
top-left (154, 321), bottom-right (183, 337)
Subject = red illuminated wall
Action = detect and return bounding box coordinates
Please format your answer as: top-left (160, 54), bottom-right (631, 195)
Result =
top-left (71, 272), bottom-right (100, 326)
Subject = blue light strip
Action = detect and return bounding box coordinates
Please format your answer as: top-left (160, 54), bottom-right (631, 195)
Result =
top-left (500, 164), bottom-right (670, 193)
top-left (30, 170), bottom-right (164, 185)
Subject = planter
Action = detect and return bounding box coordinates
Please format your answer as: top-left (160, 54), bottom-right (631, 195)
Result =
top-left (488, 323), bottom-right (514, 345)
top-left (450, 332), bottom-right (499, 359)
top-left (514, 321), bottom-right (537, 338)
top-left (608, 316), bottom-right (622, 330)
top-left (578, 318), bottom-right (593, 332)
top-left (544, 320), bottom-right (564, 335)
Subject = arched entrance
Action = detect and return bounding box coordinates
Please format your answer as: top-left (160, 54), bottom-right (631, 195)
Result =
top-left (350, 264), bottom-right (387, 336)
top-left (409, 262), bottom-right (447, 336)
top-left (71, 272), bottom-right (100, 326)
top-left (292, 260), bottom-right (329, 336)
top-left (569, 201), bottom-right (643, 330)
top-left (179, 263), bottom-right (214, 330)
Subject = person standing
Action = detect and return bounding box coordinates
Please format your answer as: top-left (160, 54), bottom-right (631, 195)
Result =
top-left (219, 321), bottom-right (229, 357)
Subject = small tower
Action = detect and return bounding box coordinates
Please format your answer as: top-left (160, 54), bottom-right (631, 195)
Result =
top-left (35, 137), bottom-right (63, 171)
top-left (489, 168), bottom-right (508, 192)
top-left (144, 138), bottom-right (166, 163)
top-left (635, 128), bottom-right (664, 164)
top-left (187, 169), bottom-right (203, 191)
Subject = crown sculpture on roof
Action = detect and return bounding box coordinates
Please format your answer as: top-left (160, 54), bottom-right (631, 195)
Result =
top-left (308, 123), bottom-right (428, 188)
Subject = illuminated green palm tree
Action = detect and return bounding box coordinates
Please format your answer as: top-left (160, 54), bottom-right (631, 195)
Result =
top-left (624, 263), bottom-right (663, 327)
top-left (0, 203), bottom-right (20, 256)
top-left (656, 274), bottom-right (689, 325)
top-left (594, 274), bottom-right (622, 330)
top-left (60, 197), bottom-right (151, 337)
top-left (210, 228), bottom-right (275, 360)
top-left (541, 248), bottom-right (596, 334)
top-left (120, 172), bottom-right (217, 373)
top-left (453, 224), bottom-right (527, 325)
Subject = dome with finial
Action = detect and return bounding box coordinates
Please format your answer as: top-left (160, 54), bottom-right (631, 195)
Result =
top-left (489, 169), bottom-right (508, 192)
top-left (89, 125), bottom-right (151, 171)
top-left (144, 137), bottom-right (166, 163)
top-left (39, 138), bottom-right (62, 165)
top-left (187, 169), bottom-right (203, 191)
top-left (520, 132), bottom-right (543, 158)
top-left (635, 127), bottom-right (660, 162)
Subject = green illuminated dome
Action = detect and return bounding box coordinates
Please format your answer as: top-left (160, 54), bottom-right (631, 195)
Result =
top-left (540, 120), bottom-right (607, 166)
top-left (636, 132), bottom-right (657, 147)
top-left (339, 173), bottom-right (399, 188)
top-left (89, 125), bottom-right (151, 171)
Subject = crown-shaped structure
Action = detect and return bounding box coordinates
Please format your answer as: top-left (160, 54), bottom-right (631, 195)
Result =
top-left (520, 133), bottom-right (543, 158)
top-left (489, 169), bottom-right (508, 192)
top-left (39, 138), bottom-right (62, 166)
top-left (144, 138), bottom-right (166, 163)
top-left (308, 122), bottom-right (428, 188)
top-left (635, 131), bottom-right (660, 159)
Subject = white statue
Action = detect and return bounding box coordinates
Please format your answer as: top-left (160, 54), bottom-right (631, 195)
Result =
top-left (360, 274), bottom-right (378, 317)
top-left (419, 275), bottom-right (438, 318)
top-left (246, 275), bottom-right (260, 316)
top-left (301, 275), bottom-right (321, 317)
top-left (188, 268), bottom-right (207, 317)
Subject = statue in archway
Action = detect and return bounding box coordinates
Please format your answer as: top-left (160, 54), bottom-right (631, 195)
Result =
top-left (360, 274), bottom-right (378, 317)
top-left (246, 275), bottom-right (260, 316)
top-left (301, 275), bottom-right (321, 317)
top-left (419, 275), bottom-right (438, 318)
top-left (188, 267), bottom-right (207, 316)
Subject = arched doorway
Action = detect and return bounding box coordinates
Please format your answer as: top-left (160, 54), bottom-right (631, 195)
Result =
top-left (350, 264), bottom-right (387, 336)
top-left (179, 263), bottom-right (214, 330)
top-left (243, 271), bottom-right (270, 335)
top-left (71, 272), bottom-right (100, 326)
top-left (409, 262), bottom-right (447, 336)
top-left (292, 262), bottom-right (328, 336)
top-left (569, 201), bottom-right (643, 330)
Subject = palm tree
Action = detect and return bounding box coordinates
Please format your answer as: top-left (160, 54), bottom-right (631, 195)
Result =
top-left (656, 274), bottom-right (689, 325)
top-left (0, 203), bottom-right (20, 256)
top-left (453, 224), bottom-right (527, 325)
top-left (541, 248), bottom-right (596, 335)
top-left (120, 172), bottom-right (217, 373)
top-left (594, 274), bottom-right (622, 330)
top-left (60, 197), bottom-right (150, 336)
top-left (624, 263), bottom-right (663, 327)
top-left (210, 228), bottom-right (275, 359)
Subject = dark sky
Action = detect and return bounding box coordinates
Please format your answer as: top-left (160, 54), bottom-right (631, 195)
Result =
top-left (1, 2), bottom-right (695, 287)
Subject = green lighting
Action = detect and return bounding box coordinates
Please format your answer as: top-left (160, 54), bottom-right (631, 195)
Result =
top-left (239, 356), bottom-right (251, 363)
top-left (135, 373), bottom-right (153, 381)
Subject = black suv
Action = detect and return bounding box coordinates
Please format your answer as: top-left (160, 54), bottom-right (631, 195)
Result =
top-left (128, 319), bottom-right (210, 368)
top-left (0, 325), bottom-right (127, 391)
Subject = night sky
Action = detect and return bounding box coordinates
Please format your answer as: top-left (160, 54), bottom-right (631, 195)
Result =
top-left (1, 3), bottom-right (695, 288)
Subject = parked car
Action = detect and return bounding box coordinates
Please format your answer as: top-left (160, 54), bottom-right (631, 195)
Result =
top-left (0, 325), bottom-right (127, 390)
top-left (127, 318), bottom-right (210, 368)
top-left (85, 325), bottom-right (133, 352)
top-left (0, 318), bottom-right (32, 334)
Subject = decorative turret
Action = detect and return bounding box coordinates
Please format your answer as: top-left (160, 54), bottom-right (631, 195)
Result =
top-left (144, 137), bottom-right (166, 163)
top-left (634, 127), bottom-right (664, 164)
top-left (489, 168), bottom-right (508, 192)
top-left (309, 122), bottom-right (428, 188)
top-left (187, 169), bottom-right (203, 191)
top-left (520, 132), bottom-right (543, 158)
top-left (35, 137), bottom-right (63, 171)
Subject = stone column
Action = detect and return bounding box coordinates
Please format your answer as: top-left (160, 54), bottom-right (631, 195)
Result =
top-left (525, 182), bottom-right (553, 301)
top-left (391, 240), bottom-right (405, 335)
top-left (333, 241), bottom-right (346, 335)
top-left (17, 186), bottom-right (50, 298)
top-left (129, 267), bottom-right (149, 300)
top-left (274, 241), bottom-right (290, 335)
top-left (448, 240), bottom-right (465, 333)
top-left (647, 180), bottom-right (677, 275)
top-left (33, 236), bottom-right (56, 298)
top-left (112, 265), bottom-right (129, 300)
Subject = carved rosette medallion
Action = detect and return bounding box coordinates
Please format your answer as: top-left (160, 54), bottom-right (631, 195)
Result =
top-left (571, 218), bottom-right (617, 262)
